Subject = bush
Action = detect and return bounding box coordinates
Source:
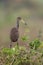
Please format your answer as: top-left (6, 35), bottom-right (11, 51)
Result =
top-left (0, 45), bottom-right (43, 65)
top-left (29, 39), bottom-right (41, 50)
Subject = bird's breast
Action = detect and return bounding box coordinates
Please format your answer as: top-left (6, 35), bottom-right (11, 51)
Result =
top-left (10, 27), bottom-right (19, 42)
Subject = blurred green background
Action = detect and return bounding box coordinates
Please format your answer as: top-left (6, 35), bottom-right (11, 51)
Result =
top-left (0, 0), bottom-right (43, 47)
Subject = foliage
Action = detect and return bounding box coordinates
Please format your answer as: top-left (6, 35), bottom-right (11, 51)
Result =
top-left (0, 45), bottom-right (43, 65)
top-left (21, 35), bottom-right (29, 42)
top-left (0, 39), bottom-right (43, 65)
top-left (38, 41), bottom-right (43, 49)
top-left (29, 39), bottom-right (41, 50)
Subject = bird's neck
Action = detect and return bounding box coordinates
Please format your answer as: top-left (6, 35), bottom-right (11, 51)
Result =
top-left (16, 20), bottom-right (19, 29)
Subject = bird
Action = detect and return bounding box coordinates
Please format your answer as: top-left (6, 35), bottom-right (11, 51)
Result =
top-left (10, 17), bottom-right (26, 48)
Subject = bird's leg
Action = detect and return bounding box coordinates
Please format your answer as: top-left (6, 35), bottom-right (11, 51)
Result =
top-left (10, 41), bottom-right (12, 48)
top-left (17, 41), bottom-right (19, 49)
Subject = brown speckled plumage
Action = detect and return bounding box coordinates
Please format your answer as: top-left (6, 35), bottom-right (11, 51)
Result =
top-left (10, 27), bottom-right (19, 42)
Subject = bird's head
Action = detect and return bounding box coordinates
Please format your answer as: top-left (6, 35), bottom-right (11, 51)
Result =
top-left (17, 17), bottom-right (27, 25)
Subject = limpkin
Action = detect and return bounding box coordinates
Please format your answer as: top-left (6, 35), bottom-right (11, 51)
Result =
top-left (10, 17), bottom-right (27, 48)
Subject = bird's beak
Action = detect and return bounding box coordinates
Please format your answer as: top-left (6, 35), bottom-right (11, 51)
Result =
top-left (21, 19), bottom-right (27, 25)
top-left (21, 19), bottom-right (25, 24)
